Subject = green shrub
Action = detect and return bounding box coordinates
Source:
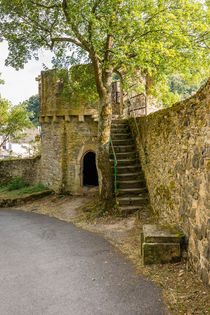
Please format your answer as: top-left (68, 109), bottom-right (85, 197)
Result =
top-left (7, 177), bottom-right (29, 191)
top-left (17, 183), bottom-right (48, 195)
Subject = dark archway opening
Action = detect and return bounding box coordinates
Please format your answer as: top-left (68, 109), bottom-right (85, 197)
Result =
top-left (83, 152), bottom-right (98, 186)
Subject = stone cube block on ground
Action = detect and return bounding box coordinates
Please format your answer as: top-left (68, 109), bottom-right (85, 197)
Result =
top-left (142, 224), bottom-right (182, 265)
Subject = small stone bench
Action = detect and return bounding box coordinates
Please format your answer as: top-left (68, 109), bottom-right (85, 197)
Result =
top-left (141, 224), bottom-right (183, 265)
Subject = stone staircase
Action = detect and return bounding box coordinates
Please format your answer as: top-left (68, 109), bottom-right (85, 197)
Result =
top-left (110, 119), bottom-right (149, 216)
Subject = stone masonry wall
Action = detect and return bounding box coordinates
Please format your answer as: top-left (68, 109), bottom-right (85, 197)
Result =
top-left (129, 80), bottom-right (209, 285)
top-left (40, 121), bottom-right (64, 192)
top-left (0, 156), bottom-right (41, 186)
top-left (40, 116), bottom-right (98, 194)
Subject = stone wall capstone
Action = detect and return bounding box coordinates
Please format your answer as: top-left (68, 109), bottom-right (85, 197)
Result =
top-left (0, 156), bottom-right (41, 186)
top-left (129, 79), bottom-right (210, 286)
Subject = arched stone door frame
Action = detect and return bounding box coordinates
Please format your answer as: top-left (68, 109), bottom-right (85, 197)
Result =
top-left (74, 144), bottom-right (97, 191)
top-left (81, 150), bottom-right (98, 187)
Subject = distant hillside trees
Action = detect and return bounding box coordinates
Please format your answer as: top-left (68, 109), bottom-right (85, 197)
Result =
top-left (0, 96), bottom-right (32, 149)
top-left (24, 95), bottom-right (39, 126)
top-left (168, 74), bottom-right (205, 100)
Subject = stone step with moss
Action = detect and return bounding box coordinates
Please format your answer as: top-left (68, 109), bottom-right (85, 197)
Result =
top-left (141, 224), bottom-right (182, 265)
top-left (118, 196), bottom-right (147, 206)
top-left (111, 139), bottom-right (135, 146)
top-left (117, 179), bottom-right (146, 189)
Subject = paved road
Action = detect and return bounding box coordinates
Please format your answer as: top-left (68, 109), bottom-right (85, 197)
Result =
top-left (0, 210), bottom-right (165, 315)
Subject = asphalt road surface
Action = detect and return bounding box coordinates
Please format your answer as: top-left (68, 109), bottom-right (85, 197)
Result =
top-left (0, 210), bottom-right (165, 315)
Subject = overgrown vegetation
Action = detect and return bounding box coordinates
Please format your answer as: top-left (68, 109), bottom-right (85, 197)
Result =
top-left (7, 176), bottom-right (29, 191)
top-left (0, 177), bottom-right (48, 197)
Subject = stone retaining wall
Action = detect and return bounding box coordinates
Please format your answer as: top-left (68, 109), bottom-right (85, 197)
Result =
top-left (129, 79), bottom-right (209, 285)
top-left (0, 156), bottom-right (41, 186)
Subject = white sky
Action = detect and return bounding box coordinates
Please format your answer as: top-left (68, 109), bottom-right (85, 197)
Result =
top-left (0, 41), bottom-right (53, 105)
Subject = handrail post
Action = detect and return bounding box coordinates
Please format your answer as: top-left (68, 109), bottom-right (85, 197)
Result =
top-left (110, 135), bottom-right (117, 194)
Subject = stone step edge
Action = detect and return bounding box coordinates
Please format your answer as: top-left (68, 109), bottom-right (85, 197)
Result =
top-left (110, 153), bottom-right (137, 157)
top-left (118, 196), bottom-right (146, 200)
top-left (116, 165), bottom-right (141, 168)
top-left (118, 187), bottom-right (148, 192)
top-left (119, 205), bottom-right (141, 210)
top-left (142, 224), bottom-right (183, 244)
top-left (111, 145), bottom-right (135, 148)
top-left (117, 180), bottom-right (145, 184)
top-left (110, 158), bottom-right (137, 162)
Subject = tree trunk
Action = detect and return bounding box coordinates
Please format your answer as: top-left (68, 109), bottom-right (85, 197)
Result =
top-left (90, 52), bottom-right (114, 201)
top-left (97, 92), bottom-right (113, 200)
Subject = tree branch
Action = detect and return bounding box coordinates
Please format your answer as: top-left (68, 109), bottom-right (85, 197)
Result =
top-left (144, 8), bottom-right (168, 25)
top-left (29, 0), bottom-right (60, 9)
top-left (90, 52), bottom-right (105, 98)
top-left (62, 0), bottom-right (90, 52)
top-left (51, 36), bottom-right (85, 50)
top-left (23, 15), bottom-right (51, 33)
top-left (139, 29), bottom-right (168, 38)
top-left (92, 0), bottom-right (102, 13)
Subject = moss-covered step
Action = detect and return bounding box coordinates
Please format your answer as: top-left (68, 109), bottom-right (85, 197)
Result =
top-left (141, 224), bottom-right (182, 265)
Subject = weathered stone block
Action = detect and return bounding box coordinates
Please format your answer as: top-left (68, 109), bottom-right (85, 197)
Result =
top-left (143, 224), bottom-right (182, 244)
top-left (143, 242), bottom-right (181, 265)
top-left (142, 224), bottom-right (182, 265)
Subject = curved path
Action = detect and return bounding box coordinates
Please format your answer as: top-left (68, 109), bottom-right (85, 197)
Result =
top-left (0, 210), bottom-right (165, 315)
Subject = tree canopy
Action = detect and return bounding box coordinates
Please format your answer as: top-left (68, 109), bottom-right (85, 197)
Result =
top-left (0, 0), bottom-right (209, 84)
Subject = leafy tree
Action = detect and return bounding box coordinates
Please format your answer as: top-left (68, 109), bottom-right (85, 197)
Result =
top-left (0, 97), bottom-right (32, 149)
top-left (168, 73), bottom-right (205, 100)
top-left (24, 94), bottom-right (39, 125)
top-left (0, 0), bottom-right (208, 201)
top-left (67, 64), bottom-right (98, 106)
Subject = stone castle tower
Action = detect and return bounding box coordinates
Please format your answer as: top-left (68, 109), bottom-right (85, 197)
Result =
top-left (37, 68), bottom-right (121, 194)
top-left (37, 69), bottom-right (100, 194)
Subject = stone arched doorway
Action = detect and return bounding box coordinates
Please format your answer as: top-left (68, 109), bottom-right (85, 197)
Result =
top-left (83, 151), bottom-right (98, 186)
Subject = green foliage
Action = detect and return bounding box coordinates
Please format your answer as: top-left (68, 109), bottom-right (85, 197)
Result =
top-left (150, 76), bottom-right (181, 107)
top-left (16, 183), bottom-right (48, 195)
top-left (168, 73), bottom-right (205, 100)
top-left (0, 185), bottom-right (8, 193)
top-left (0, 0), bottom-right (208, 101)
top-left (7, 176), bottom-right (29, 191)
top-left (0, 96), bottom-right (33, 148)
top-left (0, 178), bottom-right (48, 196)
top-left (24, 95), bottom-right (39, 126)
top-left (58, 64), bottom-right (98, 106)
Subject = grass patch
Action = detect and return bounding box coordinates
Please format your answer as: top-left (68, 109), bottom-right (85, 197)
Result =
top-left (7, 176), bottom-right (29, 191)
top-left (0, 186), bottom-right (8, 193)
top-left (0, 177), bottom-right (48, 198)
top-left (16, 183), bottom-right (48, 196)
